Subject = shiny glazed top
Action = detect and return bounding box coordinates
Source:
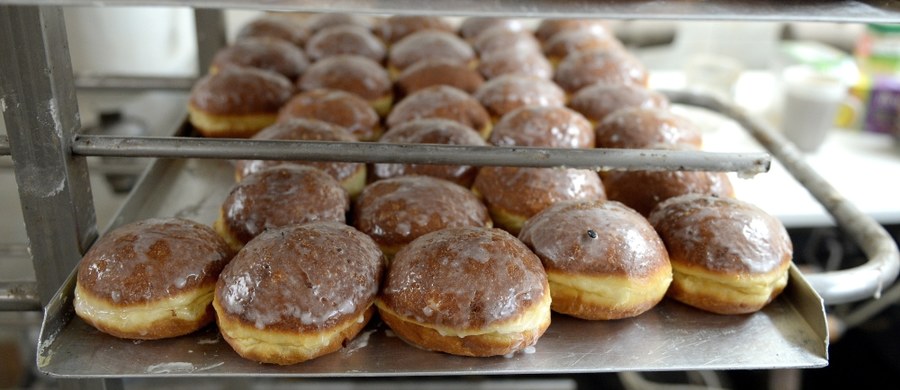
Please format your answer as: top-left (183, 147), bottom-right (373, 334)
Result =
top-left (77, 218), bottom-right (234, 305)
top-left (595, 106), bottom-right (703, 149)
top-left (458, 17), bottom-right (524, 42)
top-left (475, 75), bottom-right (566, 119)
top-left (386, 85), bottom-right (490, 132)
top-left (210, 37), bottom-right (309, 81)
top-left (236, 16), bottom-right (311, 47)
top-left (277, 89), bottom-right (381, 141)
top-left (305, 25), bottom-right (386, 63)
top-left (354, 176), bottom-right (491, 250)
top-left (543, 29), bottom-right (625, 61)
top-left (395, 59), bottom-right (485, 99)
top-left (379, 227), bottom-right (547, 329)
top-left (604, 169), bottom-right (735, 217)
top-left (474, 167), bottom-right (606, 218)
top-left (478, 47), bottom-right (554, 80)
top-left (221, 165), bottom-right (349, 245)
top-left (554, 49), bottom-right (649, 93)
top-left (534, 19), bottom-right (610, 43)
top-left (304, 13), bottom-right (376, 35)
top-left (519, 199), bottom-right (670, 277)
top-left (388, 30), bottom-right (476, 72)
top-left (648, 194), bottom-right (793, 275)
top-left (569, 83), bottom-right (669, 123)
top-left (189, 67), bottom-right (294, 115)
top-left (234, 118), bottom-right (363, 183)
top-left (373, 119), bottom-right (487, 187)
top-left (489, 106), bottom-right (595, 148)
top-left (376, 15), bottom-right (455, 44)
top-left (473, 28), bottom-right (542, 57)
top-left (298, 55), bottom-right (391, 101)
top-left (216, 222), bottom-right (383, 331)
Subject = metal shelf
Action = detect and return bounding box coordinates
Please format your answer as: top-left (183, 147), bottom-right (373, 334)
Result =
top-left (0, 0), bottom-right (898, 22)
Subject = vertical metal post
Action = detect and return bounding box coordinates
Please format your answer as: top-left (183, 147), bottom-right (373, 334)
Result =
top-left (0, 5), bottom-right (97, 304)
top-left (194, 8), bottom-right (227, 74)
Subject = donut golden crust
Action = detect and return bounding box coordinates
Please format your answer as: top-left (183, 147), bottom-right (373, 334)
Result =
top-left (305, 25), bottom-right (386, 63)
top-left (210, 38), bottom-right (309, 81)
top-left (394, 59), bottom-right (485, 100)
top-left (519, 200), bottom-right (672, 320)
top-left (386, 85), bottom-right (492, 139)
top-left (648, 194), bottom-right (793, 315)
top-left (214, 165), bottom-right (349, 251)
top-left (388, 30), bottom-right (476, 75)
top-left (569, 83), bottom-right (669, 125)
top-left (188, 67), bottom-right (294, 138)
top-left (475, 75), bottom-right (566, 122)
top-left (214, 222), bottom-right (384, 365)
top-left (376, 15), bottom-right (454, 45)
top-left (489, 105), bottom-right (595, 149)
top-left (234, 119), bottom-right (366, 197)
top-left (595, 107), bottom-right (703, 149)
top-left (554, 50), bottom-right (649, 94)
top-left (236, 15), bottom-right (311, 47)
top-left (75, 218), bottom-right (234, 339)
top-left (297, 55), bottom-right (393, 116)
top-left (376, 227), bottom-right (551, 357)
top-left (277, 89), bottom-right (382, 141)
top-left (472, 167), bottom-right (606, 235)
top-left (373, 119), bottom-right (487, 187)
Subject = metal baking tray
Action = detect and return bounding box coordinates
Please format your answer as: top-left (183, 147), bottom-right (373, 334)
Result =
top-left (35, 109), bottom-right (829, 377)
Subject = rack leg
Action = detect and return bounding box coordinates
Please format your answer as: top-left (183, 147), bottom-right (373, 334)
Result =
top-left (194, 8), bottom-right (227, 74)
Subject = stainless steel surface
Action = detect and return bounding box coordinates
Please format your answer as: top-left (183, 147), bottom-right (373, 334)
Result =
top-left (0, 0), bottom-right (898, 22)
top-left (72, 134), bottom-right (772, 175)
top-left (0, 5), bottom-right (98, 305)
top-left (74, 75), bottom-right (195, 91)
top-left (665, 90), bottom-right (900, 306)
top-left (193, 8), bottom-right (225, 75)
top-left (0, 281), bottom-right (40, 311)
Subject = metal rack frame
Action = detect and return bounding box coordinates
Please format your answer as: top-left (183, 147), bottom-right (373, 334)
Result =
top-left (1, 1), bottom-right (899, 388)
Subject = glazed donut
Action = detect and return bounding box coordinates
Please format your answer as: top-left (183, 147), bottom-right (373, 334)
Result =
top-left (489, 105), bottom-right (595, 149)
top-left (188, 67), bottom-right (294, 138)
top-left (305, 25), bottom-right (386, 63)
top-left (603, 144), bottom-right (735, 216)
top-left (373, 119), bottom-right (487, 187)
top-left (387, 30), bottom-right (476, 76)
top-left (236, 15), bottom-right (310, 48)
top-left (209, 38), bottom-right (309, 81)
top-left (477, 47), bottom-right (554, 81)
top-left (394, 59), bottom-right (485, 100)
top-left (376, 15), bottom-right (455, 45)
top-left (554, 49), bottom-right (649, 94)
top-left (519, 199), bottom-right (672, 320)
top-left (648, 194), bottom-right (793, 315)
top-left (353, 176), bottom-right (492, 258)
top-left (297, 55), bottom-right (393, 116)
top-left (458, 17), bottom-right (524, 42)
top-left (569, 82), bottom-right (669, 125)
top-left (303, 13), bottom-right (375, 34)
top-left (214, 165), bottom-right (349, 251)
top-left (386, 85), bottom-right (492, 139)
top-left (594, 106), bottom-right (703, 149)
top-left (473, 166), bottom-right (606, 235)
top-left (214, 222), bottom-right (383, 365)
top-left (234, 119), bottom-right (366, 197)
top-left (543, 29), bottom-right (625, 67)
top-left (277, 89), bottom-right (383, 142)
top-left (474, 75), bottom-right (566, 123)
top-left (376, 227), bottom-right (551, 357)
top-left (74, 218), bottom-right (234, 339)
top-left (535, 19), bottom-right (610, 43)
top-left (472, 28), bottom-right (542, 58)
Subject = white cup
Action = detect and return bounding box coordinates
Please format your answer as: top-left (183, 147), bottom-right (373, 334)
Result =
top-left (780, 65), bottom-right (858, 152)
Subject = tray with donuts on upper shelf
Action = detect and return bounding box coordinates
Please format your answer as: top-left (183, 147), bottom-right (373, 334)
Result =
top-left (38, 13), bottom-right (832, 377)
